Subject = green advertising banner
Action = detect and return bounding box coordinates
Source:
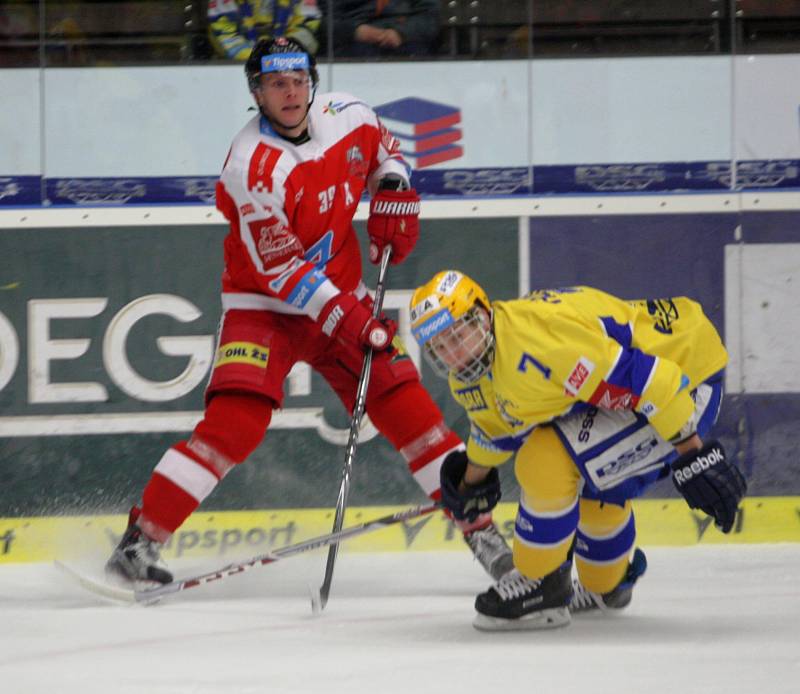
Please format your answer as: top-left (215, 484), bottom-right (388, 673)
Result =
top-left (0, 219), bottom-right (519, 515)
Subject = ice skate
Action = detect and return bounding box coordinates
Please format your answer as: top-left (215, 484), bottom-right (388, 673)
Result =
top-left (473, 562), bottom-right (573, 631)
top-left (463, 522), bottom-right (515, 580)
top-left (105, 508), bottom-right (173, 586)
top-left (570, 548), bottom-right (647, 613)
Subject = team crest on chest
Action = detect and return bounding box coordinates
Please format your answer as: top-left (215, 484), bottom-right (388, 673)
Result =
top-left (253, 218), bottom-right (303, 263)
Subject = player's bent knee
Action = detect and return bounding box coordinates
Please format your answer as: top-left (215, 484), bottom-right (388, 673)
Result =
top-left (193, 391), bottom-right (274, 464)
top-left (367, 380), bottom-right (446, 448)
top-left (579, 498), bottom-right (632, 534)
top-left (515, 426), bottom-right (581, 510)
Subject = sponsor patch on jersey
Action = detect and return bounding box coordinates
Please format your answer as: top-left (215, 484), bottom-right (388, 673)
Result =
top-left (215, 342), bottom-right (270, 369)
top-left (239, 202), bottom-right (255, 217)
top-left (323, 100), bottom-right (346, 116)
top-left (594, 436), bottom-right (660, 480)
top-left (588, 381), bottom-right (640, 411)
top-left (286, 268), bottom-right (325, 309)
top-left (454, 384), bottom-right (488, 412)
top-left (563, 356), bottom-right (595, 396)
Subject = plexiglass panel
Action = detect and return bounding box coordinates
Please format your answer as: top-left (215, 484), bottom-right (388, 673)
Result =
top-left (0, 1), bottom-right (798, 205)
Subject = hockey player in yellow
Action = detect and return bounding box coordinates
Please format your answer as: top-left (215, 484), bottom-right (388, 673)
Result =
top-left (410, 270), bottom-right (747, 631)
top-left (208, 0), bottom-right (321, 61)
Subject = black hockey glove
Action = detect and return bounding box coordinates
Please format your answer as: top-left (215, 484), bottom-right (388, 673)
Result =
top-left (440, 450), bottom-right (501, 523)
top-left (671, 439), bottom-right (747, 533)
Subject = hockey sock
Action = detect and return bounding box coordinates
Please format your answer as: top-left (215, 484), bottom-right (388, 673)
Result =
top-left (368, 381), bottom-right (464, 499)
top-left (575, 499), bottom-right (635, 594)
top-left (139, 393), bottom-right (273, 540)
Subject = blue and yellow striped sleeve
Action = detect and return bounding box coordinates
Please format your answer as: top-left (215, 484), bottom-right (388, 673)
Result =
top-left (547, 312), bottom-right (695, 441)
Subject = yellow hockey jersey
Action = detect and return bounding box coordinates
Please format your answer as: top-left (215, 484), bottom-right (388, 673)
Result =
top-left (208, 0), bottom-right (321, 60)
top-left (449, 287), bottom-right (727, 468)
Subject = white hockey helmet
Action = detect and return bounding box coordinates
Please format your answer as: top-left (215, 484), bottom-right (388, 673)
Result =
top-left (410, 270), bottom-right (494, 383)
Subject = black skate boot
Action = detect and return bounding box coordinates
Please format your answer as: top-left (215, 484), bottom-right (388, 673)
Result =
top-left (105, 507), bottom-right (173, 586)
top-left (570, 548), bottom-right (647, 613)
top-left (463, 522), bottom-right (515, 580)
top-left (473, 562), bottom-right (573, 631)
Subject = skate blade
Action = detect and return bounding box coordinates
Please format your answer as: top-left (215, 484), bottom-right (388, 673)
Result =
top-left (472, 606), bottom-right (571, 632)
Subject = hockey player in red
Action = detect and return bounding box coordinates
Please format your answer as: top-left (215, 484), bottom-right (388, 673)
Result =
top-left (106, 37), bottom-right (513, 586)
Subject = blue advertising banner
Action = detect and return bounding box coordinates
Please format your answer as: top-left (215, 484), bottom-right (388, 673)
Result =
top-left (1, 160), bottom-right (799, 207)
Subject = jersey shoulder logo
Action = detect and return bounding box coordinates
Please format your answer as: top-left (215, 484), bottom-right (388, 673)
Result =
top-left (645, 298), bottom-right (679, 334)
top-left (323, 100), bottom-right (346, 115)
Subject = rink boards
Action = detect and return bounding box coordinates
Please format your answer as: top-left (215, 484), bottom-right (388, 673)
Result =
top-left (0, 195), bottom-right (799, 524)
top-left (1, 497), bottom-right (798, 564)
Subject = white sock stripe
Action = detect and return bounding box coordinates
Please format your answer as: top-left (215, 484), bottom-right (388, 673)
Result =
top-left (399, 422), bottom-right (457, 463)
top-left (154, 448), bottom-right (219, 503)
top-left (412, 450), bottom-right (452, 495)
top-left (513, 531), bottom-right (574, 550)
top-left (519, 493), bottom-right (579, 519)
top-left (577, 509), bottom-right (634, 541)
top-left (187, 436), bottom-right (236, 478)
top-left (574, 550), bottom-right (631, 566)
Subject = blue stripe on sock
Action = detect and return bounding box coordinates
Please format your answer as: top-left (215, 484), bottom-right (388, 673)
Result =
top-left (515, 498), bottom-right (579, 546)
top-left (575, 511), bottom-right (636, 563)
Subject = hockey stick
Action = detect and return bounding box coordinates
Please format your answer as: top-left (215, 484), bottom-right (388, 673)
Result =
top-left (56, 502), bottom-right (440, 605)
top-left (316, 245), bottom-right (393, 611)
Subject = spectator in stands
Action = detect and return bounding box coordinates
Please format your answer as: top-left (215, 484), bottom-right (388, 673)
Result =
top-left (323, 0), bottom-right (440, 57)
top-left (208, 0), bottom-right (321, 60)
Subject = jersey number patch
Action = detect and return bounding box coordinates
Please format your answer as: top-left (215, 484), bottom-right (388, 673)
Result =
top-left (517, 352), bottom-right (551, 379)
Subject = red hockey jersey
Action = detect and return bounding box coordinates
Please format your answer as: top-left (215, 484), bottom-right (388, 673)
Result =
top-left (215, 91), bottom-right (409, 318)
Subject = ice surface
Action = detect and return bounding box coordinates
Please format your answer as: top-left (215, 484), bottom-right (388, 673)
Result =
top-left (1, 544), bottom-right (798, 694)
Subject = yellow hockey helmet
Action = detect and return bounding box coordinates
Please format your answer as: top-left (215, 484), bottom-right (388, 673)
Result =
top-left (409, 270), bottom-right (493, 383)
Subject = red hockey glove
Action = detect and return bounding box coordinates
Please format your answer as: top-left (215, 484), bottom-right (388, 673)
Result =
top-left (367, 188), bottom-right (420, 265)
top-left (317, 292), bottom-right (396, 351)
